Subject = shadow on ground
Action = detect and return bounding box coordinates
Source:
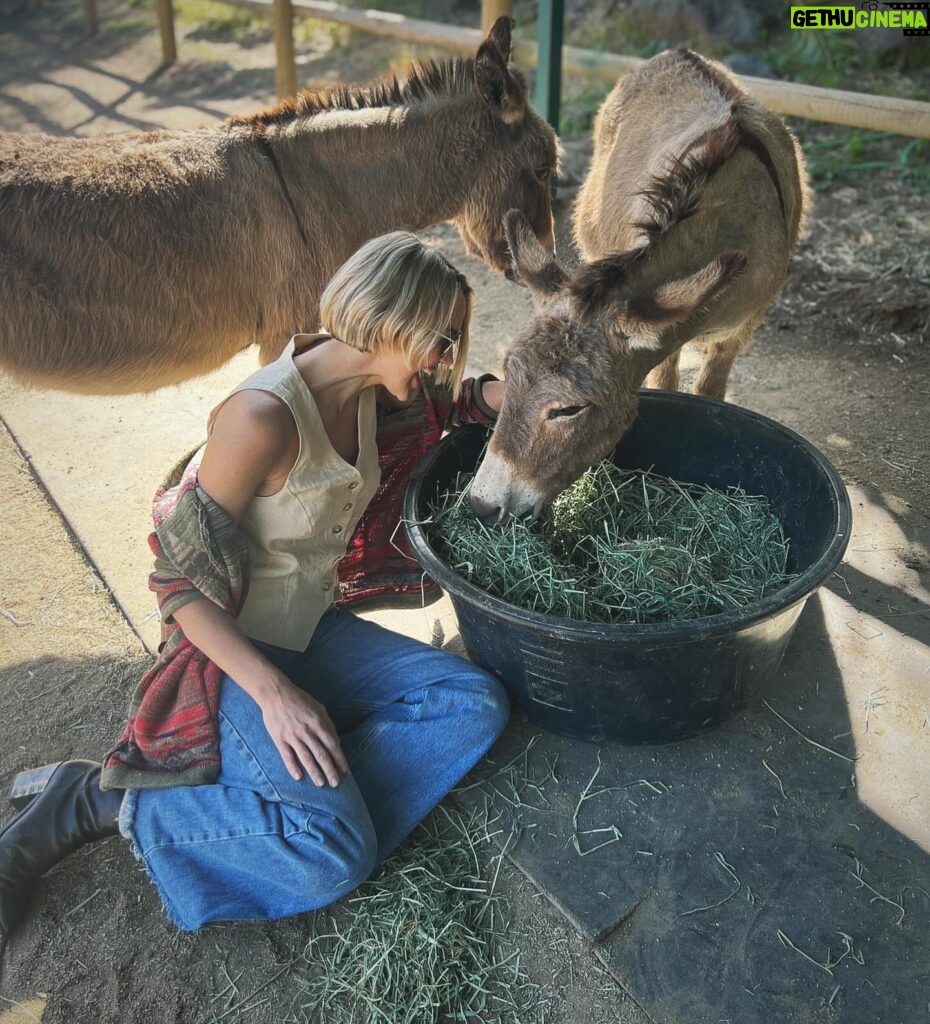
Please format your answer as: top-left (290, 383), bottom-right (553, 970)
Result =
top-left (455, 583), bottom-right (930, 1024)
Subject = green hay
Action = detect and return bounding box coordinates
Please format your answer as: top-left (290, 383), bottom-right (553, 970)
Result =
top-left (426, 462), bottom-right (793, 625)
top-left (293, 806), bottom-right (540, 1024)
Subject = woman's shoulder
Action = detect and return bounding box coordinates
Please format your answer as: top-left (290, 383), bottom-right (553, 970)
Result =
top-left (209, 388), bottom-right (297, 458)
top-left (199, 389), bottom-right (300, 517)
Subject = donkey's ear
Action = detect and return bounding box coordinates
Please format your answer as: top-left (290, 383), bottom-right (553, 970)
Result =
top-left (486, 15), bottom-right (513, 63)
top-left (569, 251), bottom-right (644, 321)
top-left (647, 252), bottom-right (746, 320)
top-left (475, 36), bottom-right (525, 124)
top-left (503, 209), bottom-right (565, 301)
top-left (620, 251), bottom-right (748, 348)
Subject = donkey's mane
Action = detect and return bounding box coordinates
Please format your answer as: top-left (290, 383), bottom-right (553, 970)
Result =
top-left (230, 58), bottom-right (482, 128)
top-left (567, 117), bottom-right (739, 314)
top-left (635, 117), bottom-right (740, 240)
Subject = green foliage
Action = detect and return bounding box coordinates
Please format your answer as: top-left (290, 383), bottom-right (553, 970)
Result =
top-left (173, 0), bottom-right (265, 36)
top-left (901, 138), bottom-right (930, 193)
top-left (799, 127), bottom-right (930, 192)
top-left (559, 80), bottom-right (612, 139)
top-left (761, 26), bottom-right (929, 98)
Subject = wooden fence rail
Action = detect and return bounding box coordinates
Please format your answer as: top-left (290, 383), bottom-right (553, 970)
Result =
top-left (122, 0), bottom-right (930, 139)
top-left (225, 0), bottom-right (930, 138)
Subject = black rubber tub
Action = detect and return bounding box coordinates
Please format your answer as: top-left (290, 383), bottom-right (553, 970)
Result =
top-left (403, 392), bottom-right (852, 745)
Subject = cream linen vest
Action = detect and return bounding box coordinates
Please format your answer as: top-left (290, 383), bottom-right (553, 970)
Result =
top-left (230, 337), bottom-right (380, 650)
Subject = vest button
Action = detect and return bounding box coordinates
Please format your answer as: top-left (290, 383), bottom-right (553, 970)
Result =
top-left (322, 581), bottom-right (331, 592)
top-left (348, 481), bottom-right (359, 490)
top-left (343, 503), bottom-right (353, 512)
top-left (332, 525), bottom-right (343, 534)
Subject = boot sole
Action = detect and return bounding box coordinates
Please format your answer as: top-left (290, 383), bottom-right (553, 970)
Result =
top-left (10, 762), bottom-right (65, 811)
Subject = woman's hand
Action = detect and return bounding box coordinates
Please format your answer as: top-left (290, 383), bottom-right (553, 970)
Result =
top-left (259, 676), bottom-right (349, 787)
top-left (173, 599), bottom-right (349, 786)
top-left (481, 378), bottom-right (505, 414)
top-left (177, 391), bottom-right (350, 785)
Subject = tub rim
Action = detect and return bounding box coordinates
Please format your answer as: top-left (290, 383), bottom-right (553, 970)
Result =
top-left (403, 390), bottom-right (852, 645)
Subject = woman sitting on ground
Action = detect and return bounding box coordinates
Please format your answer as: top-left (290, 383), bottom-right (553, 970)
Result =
top-left (0, 232), bottom-right (510, 936)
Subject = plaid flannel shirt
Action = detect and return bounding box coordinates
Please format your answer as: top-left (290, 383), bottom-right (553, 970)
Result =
top-left (337, 374), bottom-right (498, 606)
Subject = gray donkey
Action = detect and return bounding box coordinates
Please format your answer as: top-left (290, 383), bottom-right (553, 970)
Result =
top-left (471, 48), bottom-right (809, 522)
top-left (0, 18), bottom-right (556, 394)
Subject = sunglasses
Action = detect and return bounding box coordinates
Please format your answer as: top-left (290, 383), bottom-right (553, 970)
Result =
top-left (433, 325), bottom-right (463, 363)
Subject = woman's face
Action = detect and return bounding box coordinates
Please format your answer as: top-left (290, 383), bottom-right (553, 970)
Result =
top-left (379, 291), bottom-right (468, 405)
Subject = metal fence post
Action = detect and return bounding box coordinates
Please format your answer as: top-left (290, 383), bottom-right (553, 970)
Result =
top-left (535, 0), bottom-right (563, 132)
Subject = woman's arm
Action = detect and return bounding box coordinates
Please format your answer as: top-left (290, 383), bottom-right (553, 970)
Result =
top-left (173, 391), bottom-right (348, 787)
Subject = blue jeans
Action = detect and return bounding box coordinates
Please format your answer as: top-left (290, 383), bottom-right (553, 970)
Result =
top-left (120, 607), bottom-right (509, 931)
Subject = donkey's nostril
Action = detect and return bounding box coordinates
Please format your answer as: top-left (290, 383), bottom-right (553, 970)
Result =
top-left (469, 491), bottom-right (503, 525)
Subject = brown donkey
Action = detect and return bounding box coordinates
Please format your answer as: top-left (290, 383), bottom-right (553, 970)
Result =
top-left (470, 48), bottom-right (809, 522)
top-left (0, 18), bottom-right (557, 394)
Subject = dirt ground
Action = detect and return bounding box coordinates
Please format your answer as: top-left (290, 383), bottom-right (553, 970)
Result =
top-left (1, 0), bottom-right (929, 1021)
top-left (0, 420), bottom-right (649, 1024)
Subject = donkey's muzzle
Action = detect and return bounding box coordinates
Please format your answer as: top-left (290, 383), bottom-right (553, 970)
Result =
top-left (469, 491), bottom-right (505, 526)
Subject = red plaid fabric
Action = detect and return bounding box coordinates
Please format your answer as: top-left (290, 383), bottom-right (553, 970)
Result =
top-left (337, 374), bottom-right (498, 606)
top-left (101, 461), bottom-right (251, 790)
top-left (101, 375), bottom-right (497, 789)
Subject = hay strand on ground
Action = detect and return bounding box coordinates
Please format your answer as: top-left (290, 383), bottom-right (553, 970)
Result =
top-left (294, 806), bottom-right (540, 1024)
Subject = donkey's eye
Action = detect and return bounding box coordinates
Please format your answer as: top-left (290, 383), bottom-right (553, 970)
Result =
top-left (535, 166), bottom-right (551, 183)
top-left (547, 405), bottom-right (586, 420)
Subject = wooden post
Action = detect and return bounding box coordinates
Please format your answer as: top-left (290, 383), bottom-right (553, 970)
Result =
top-left (155, 0), bottom-right (177, 64)
top-left (481, 0), bottom-right (513, 38)
top-left (272, 0), bottom-right (298, 99)
top-left (535, 0), bottom-right (563, 131)
top-left (82, 0), bottom-right (98, 35)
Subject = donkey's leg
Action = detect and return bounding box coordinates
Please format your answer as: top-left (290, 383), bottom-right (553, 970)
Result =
top-left (693, 320), bottom-right (759, 401)
top-left (645, 350), bottom-right (681, 392)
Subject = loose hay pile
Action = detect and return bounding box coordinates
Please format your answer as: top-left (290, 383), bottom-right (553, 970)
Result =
top-left (426, 462), bottom-right (792, 624)
top-left (295, 807), bottom-right (538, 1024)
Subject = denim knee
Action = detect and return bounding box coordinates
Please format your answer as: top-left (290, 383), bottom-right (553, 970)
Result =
top-left (296, 805), bottom-right (379, 900)
top-left (459, 669), bottom-right (511, 743)
top-left (483, 672), bottom-right (512, 739)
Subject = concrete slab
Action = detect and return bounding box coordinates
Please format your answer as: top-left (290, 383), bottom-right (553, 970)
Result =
top-left (0, 360), bottom-right (255, 652)
top-left (0, 361), bottom-right (469, 653)
top-left (451, 484), bottom-right (930, 1024)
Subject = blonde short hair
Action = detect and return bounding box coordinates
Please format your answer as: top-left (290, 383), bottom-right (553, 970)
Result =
top-left (319, 232), bottom-right (472, 396)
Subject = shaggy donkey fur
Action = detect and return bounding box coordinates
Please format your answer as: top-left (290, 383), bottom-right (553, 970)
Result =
top-left (0, 18), bottom-right (557, 393)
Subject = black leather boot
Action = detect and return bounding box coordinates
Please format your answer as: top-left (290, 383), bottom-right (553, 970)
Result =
top-left (0, 760), bottom-right (123, 942)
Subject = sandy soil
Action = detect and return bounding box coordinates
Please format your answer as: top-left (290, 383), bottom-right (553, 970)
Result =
top-left (0, 419), bottom-right (646, 1022)
top-left (1, 0), bottom-right (928, 1021)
